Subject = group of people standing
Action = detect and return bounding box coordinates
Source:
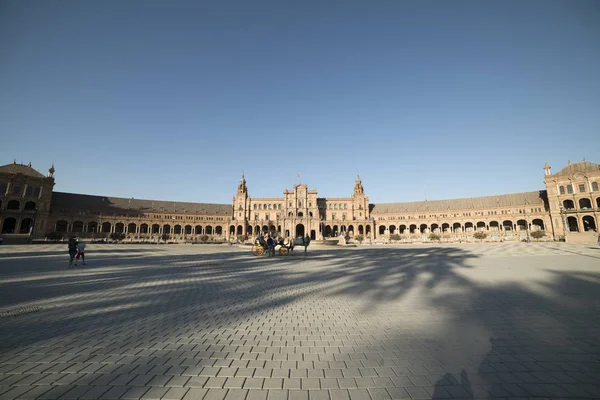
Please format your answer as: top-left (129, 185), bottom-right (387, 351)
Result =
top-left (68, 237), bottom-right (86, 267)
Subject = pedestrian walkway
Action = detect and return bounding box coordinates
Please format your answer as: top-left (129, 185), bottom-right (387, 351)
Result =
top-left (0, 243), bottom-right (599, 399)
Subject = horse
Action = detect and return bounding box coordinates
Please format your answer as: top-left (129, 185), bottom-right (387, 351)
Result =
top-left (287, 235), bottom-right (311, 255)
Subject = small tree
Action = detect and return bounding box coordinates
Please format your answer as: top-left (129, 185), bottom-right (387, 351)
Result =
top-left (473, 231), bottom-right (487, 242)
top-left (46, 231), bottom-right (63, 241)
top-left (199, 234), bottom-right (209, 242)
top-left (389, 234), bottom-right (401, 241)
top-left (110, 232), bottom-right (125, 241)
top-left (355, 234), bottom-right (364, 244)
top-left (161, 233), bottom-right (170, 243)
top-left (530, 230), bottom-right (546, 241)
top-left (428, 233), bottom-right (441, 242)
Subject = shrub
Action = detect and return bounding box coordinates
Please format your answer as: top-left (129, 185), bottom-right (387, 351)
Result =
top-left (46, 231), bottom-right (63, 241)
top-left (199, 234), bottom-right (209, 242)
top-left (355, 234), bottom-right (364, 244)
top-left (428, 233), bottom-right (441, 242)
top-left (473, 231), bottom-right (487, 241)
top-left (110, 232), bottom-right (126, 241)
top-left (530, 230), bottom-right (546, 240)
top-left (161, 233), bottom-right (170, 243)
top-left (389, 234), bottom-right (401, 241)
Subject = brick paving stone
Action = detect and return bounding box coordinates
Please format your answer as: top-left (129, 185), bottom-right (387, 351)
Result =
top-left (79, 385), bottom-right (112, 399)
top-left (368, 388), bottom-right (392, 400)
top-left (404, 386), bottom-right (431, 399)
top-left (168, 376), bottom-right (191, 387)
top-left (163, 387), bottom-right (190, 400)
top-left (206, 377), bottom-right (228, 388)
top-left (246, 390), bottom-right (268, 400)
top-left (15, 385), bottom-right (54, 399)
top-left (141, 386), bottom-right (170, 400)
top-left (243, 378), bottom-right (265, 390)
top-left (308, 391), bottom-right (329, 400)
top-left (263, 378), bottom-right (283, 390)
top-left (182, 388), bottom-right (208, 400)
top-left (225, 389), bottom-right (248, 400)
top-left (99, 386), bottom-right (131, 400)
top-left (266, 389), bottom-right (288, 400)
top-left (288, 391), bottom-right (308, 400)
top-left (121, 386), bottom-right (151, 400)
top-left (329, 389), bottom-right (350, 400)
top-left (224, 378), bottom-right (246, 389)
top-left (385, 387), bottom-right (410, 400)
top-left (0, 386), bottom-right (34, 399)
top-left (347, 389), bottom-right (370, 400)
top-left (204, 388), bottom-right (229, 400)
top-left (60, 385), bottom-right (95, 399)
top-left (37, 385), bottom-right (76, 399)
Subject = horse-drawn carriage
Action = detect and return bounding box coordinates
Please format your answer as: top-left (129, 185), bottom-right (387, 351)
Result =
top-left (251, 235), bottom-right (311, 256)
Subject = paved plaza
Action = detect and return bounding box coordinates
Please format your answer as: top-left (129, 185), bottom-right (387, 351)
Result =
top-left (0, 243), bottom-right (599, 400)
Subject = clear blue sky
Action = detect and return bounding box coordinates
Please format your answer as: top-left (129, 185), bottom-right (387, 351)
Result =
top-left (2, 0), bottom-right (599, 204)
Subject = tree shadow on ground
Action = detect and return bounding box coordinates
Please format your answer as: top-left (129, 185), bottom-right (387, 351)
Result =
top-left (0, 245), bottom-right (599, 399)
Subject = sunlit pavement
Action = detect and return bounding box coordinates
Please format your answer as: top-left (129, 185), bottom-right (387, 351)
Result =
top-left (0, 243), bottom-right (599, 399)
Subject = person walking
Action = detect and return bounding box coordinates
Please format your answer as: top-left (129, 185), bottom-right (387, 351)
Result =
top-left (75, 239), bottom-right (86, 266)
top-left (68, 237), bottom-right (78, 268)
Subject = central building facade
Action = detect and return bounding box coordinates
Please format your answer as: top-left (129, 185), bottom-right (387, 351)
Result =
top-left (231, 175), bottom-right (371, 240)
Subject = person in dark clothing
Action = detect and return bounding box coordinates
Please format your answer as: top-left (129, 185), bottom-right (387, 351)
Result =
top-left (266, 235), bottom-right (274, 256)
top-left (68, 237), bottom-right (78, 268)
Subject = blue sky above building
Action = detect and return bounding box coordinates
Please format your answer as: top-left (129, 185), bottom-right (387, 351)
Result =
top-left (1, 0), bottom-right (599, 203)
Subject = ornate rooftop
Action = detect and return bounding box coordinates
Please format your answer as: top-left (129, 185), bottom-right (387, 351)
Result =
top-left (0, 161), bottom-right (46, 178)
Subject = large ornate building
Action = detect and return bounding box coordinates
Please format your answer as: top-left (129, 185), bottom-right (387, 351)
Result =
top-left (1, 159), bottom-right (599, 243)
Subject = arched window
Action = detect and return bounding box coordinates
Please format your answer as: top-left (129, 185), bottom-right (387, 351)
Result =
top-left (334, 204), bottom-right (338, 210)
top-left (344, 204), bottom-right (348, 209)
top-left (24, 201), bottom-right (36, 211)
top-left (309, 202), bottom-right (312, 207)
top-left (253, 204), bottom-right (257, 210)
top-left (7, 200), bottom-right (20, 210)
top-left (559, 186), bottom-right (565, 194)
top-left (567, 184), bottom-right (573, 194)
top-left (593, 182), bottom-right (599, 191)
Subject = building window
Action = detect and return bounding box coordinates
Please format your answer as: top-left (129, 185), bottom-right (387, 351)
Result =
top-left (309, 202), bottom-right (312, 207)
top-left (579, 184), bottom-right (586, 193)
top-left (559, 186), bottom-right (565, 194)
top-left (567, 185), bottom-right (573, 194)
top-left (13, 185), bottom-right (21, 195)
top-left (0, 183), bottom-right (6, 194)
top-left (265, 213), bottom-right (270, 220)
top-left (344, 204), bottom-right (347, 209)
top-left (593, 182), bottom-right (599, 191)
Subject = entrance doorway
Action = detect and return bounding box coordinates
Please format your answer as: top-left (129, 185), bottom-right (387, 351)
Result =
top-left (295, 224), bottom-right (305, 237)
